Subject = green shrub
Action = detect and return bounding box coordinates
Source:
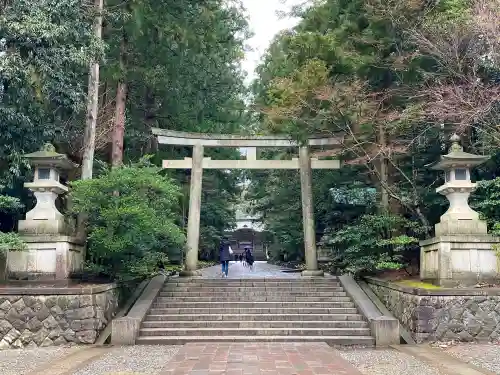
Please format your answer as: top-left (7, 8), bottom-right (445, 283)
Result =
top-left (320, 214), bottom-right (420, 276)
top-left (472, 178), bottom-right (500, 235)
top-left (0, 231), bottom-right (27, 253)
top-left (69, 159), bottom-right (185, 280)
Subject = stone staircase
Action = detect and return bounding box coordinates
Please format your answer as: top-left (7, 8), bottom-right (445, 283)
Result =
top-left (136, 277), bottom-right (375, 346)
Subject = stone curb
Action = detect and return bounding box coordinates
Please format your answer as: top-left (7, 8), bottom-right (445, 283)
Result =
top-left (338, 275), bottom-right (399, 347)
top-left (111, 274), bottom-right (167, 345)
top-left (0, 283), bottom-right (118, 295)
top-left (358, 279), bottom-right (415, 345)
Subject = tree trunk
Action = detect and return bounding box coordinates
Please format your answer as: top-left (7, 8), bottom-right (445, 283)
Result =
top-left (81, 0), bottom-right (103, 180)
top-left (111, 81), bottom-right (127, 166)
top-left (110, 37), bottom-right (127, 167)
top-left (378, 124), bottom-right (389, 212)
top-left (144, 88), bottom-right (158, 154)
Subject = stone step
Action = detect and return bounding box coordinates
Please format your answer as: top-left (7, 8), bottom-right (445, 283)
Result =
top-left (151, 301), bottom-right (353, 308)
top-left (144, 313), bottom-right (366, 322)
top-left (151, 299), bottom-right (355, 312)
top-left (139, 327), bottom-right (371, 337)
top-left (167, 279), bottom-right (338, 286)
top-left (158, 291), bottom-right (347, 297)
top-left (148, 307), bottom-right (359, 315)
top-left (154, 296), bottom-right (350, 302)
top-left (141, 320), bottom-right (369, 329)
top-left (160, 285), bottom-right (344, 293)
top-left (136, 335), bottom-right (375, 346)
top-left (170, 277), bottom-right (338, 281)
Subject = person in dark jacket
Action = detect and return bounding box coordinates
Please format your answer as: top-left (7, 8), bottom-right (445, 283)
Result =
top-left (244, 246), bottom-right (254, 270)
top-left (219, 237), bottom-right (233, 277)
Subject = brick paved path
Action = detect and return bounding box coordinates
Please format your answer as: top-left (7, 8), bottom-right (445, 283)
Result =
top-left (162, 342), bottom-right (363, 375)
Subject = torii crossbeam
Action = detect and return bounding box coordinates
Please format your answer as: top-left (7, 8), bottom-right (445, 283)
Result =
top-left (152, 128), bottom-right (343, 277)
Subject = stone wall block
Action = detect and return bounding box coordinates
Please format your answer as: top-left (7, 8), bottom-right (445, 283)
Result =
top-left (0, 320), bottom-right (13, 336)
top-left (50, 305), bottom-right (64, 316)
top-left (11, 298), bottom-right (24, 311)
top-left (19, 329), bottom-right (33, 344)
top-left (79, 295), bottom-right (93, 308)
top-left (65, 306), bottom-right (95, 320)
top-left (76, 329), bottom-right (97, 343)
top-left (367, 278), bottom-right (500, 343)
top-left (22, 296), bottom-right (36, 308)
top-left (26, 317), bottom-right (43, 331)
top-left (36, 304), bottom-right (51, 321)
top-left (42, 315), bottom-right (59, 330)
top-left (62, 328), bottom-right (76, 341)
top-left (53, 336), bottom-right (67, 346)
top-left (44, 297), bottom-right (58, 309)
top-left (32, 328), bottom-right (49, 346)
top-left (4, 328), bottom-right (21, 344)
top-left (0, 286), bottom-right (120, 349)
top-left (41, 337), bottom-right (53, 347)
top-left (48, 326), bottom-right (64, 340)
top-left (54, 315), bottom-right (69, 330)
top-left (0, 300), bottom-right (11, 312)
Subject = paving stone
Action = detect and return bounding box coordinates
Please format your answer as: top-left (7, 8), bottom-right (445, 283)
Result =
top-left (160, 343), bottom-right (364, 375)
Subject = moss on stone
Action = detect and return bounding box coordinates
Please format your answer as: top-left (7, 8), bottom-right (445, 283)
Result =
top-left (395, 280), bottom-right (442, 289)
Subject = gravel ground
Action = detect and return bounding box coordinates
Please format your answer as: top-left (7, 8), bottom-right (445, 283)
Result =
top-left (0, 346), bottom-right (80, 375)
top-left (338, 348), bottom-right (445, 375)
top-left (72, 345), bottom-right (181, 375)
top-left (444, 343), bottom-right (500, 374)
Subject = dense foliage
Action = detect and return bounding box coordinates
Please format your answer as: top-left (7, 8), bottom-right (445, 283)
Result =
top-left (0, 0), bottom-right (249, 278)
top-left (248, 0), bottom-right (500, 275)
top-left (2, 0), bottom-right (500, 280)
top-left (69, 160), bottom-right (185, 279)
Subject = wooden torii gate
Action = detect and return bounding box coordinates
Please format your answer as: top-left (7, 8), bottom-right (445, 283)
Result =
top-left (152, 128), bottom-right (343, 277)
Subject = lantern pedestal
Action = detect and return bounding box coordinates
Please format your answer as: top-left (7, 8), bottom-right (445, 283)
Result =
top-left (419, 135), bottom-right (500, 287)
top-left (7, 144), bottom-right (85, 280)
top-left (8, 235), bottom-right (85, 280)
top-left (420, 235), bottom-right (500, 287)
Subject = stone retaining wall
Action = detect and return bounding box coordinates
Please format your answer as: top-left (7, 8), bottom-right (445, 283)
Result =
top-left (0, 283), bottom-right (120, 349)
top-left (365, 277), bottom-right (500, 343)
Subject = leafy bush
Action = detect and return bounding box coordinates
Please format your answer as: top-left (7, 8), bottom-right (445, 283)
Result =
top-left (320, 214), bottom-right (421, 276)
top-left (69, 159), bottom-right (185, 280)
top-left (0, 231), bottom-right (27, 253)
top-left (472, 178), bottom-right (500, 235)
top-left (0, 195), bottom-right (24, 213)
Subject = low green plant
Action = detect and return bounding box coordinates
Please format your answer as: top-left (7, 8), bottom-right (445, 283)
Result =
top-left (69, 159), bottom-right (185, 280)
top-left (0, 231), bottom-right (27, 253)
top-left (321, 214), bottom-right (421, 276)
top-left (0, 195), bottom-right (24, 213)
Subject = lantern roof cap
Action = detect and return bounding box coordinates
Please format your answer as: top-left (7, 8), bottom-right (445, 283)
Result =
top-left (428, 134), bottom-right (489, 170)
top-left (23, 143), bottom-right (77, 170)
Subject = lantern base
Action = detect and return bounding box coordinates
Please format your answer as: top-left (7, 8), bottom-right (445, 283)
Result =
top-left (18, 218), bottom-right (68, 235)
top-left (435, 218), bottom-right (488, 236)
top-left (7, 235), bottom-right (85, 280)
top-left (420, 235), bottom-right (500, 287)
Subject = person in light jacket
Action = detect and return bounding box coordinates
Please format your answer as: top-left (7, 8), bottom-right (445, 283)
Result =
top-left (219, 237), bottom-right (233, 278)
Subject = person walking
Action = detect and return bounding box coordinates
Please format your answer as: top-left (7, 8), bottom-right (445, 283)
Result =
top-left (219, 237), bottom-right (233, 278)
top-left (244, 246), bottom-right (254, 271)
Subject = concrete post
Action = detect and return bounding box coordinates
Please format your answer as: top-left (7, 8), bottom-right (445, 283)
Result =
top-left (299, 146), bottom-right (324, 277)
top-left (180, 144), bottom-right (204, 276)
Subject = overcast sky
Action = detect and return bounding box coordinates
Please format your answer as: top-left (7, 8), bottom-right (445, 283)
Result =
top-left (241, 0), bottom-right (305, 83)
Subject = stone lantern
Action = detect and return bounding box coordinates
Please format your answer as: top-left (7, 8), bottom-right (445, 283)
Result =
top-left (420, 135), bottom-right (500, 287)
top-left (8, 144), bottom-right (85, 280)
top-left (18, 143), bottom-right (76, 234)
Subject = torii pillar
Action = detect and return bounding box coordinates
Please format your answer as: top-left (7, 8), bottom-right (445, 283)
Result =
top-left (299, 146), bottom-right (323, 277)
top-left (180, 144), bottom-right (204, 276)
